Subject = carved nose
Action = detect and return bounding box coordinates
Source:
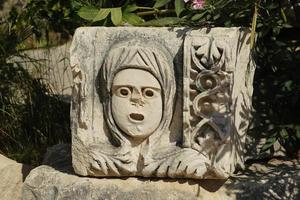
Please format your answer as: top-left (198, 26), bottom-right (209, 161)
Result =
top-left (131, 91), bottom-right (141, 100)
top-left (130, 91), bottom-right (144, 106)
top-left (129, 113), bottom-right (144, 121)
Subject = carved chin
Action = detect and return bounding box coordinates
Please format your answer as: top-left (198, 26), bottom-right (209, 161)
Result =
top-left (121, 118), bottom-right (157, 139)
top-left (126, 125), bottom-right (151, 139)
top-left (124, 113), bottom-right (151, 138)
top-left (126, 125), bottom-right (149, 138)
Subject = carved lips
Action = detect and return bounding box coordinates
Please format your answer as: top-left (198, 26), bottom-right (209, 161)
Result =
top-left (128, 113), bottom-right (145, 123)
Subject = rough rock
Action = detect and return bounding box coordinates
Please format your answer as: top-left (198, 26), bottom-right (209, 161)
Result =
top-left (23, 144), bottom-right (300, 200)
top-left (23, 166), bottom-right (202, 200)
top-left (0, 154), bottom-right (32, 200)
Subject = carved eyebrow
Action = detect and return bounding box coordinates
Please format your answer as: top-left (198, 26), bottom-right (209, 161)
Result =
top-left (112, 84), bottom-right (133, 89)
top-left (111, 85), bottom-right (132, 93)
top-left (141, 86), bottom-right (161, 92)
top-left (112, 85), bottom-right (161, 91)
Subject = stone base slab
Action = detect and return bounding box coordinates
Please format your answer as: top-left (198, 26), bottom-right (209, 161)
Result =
top-left (23, 166), bottom-right (224, 200)
top-left (22, 144), bottom-right (300, 200)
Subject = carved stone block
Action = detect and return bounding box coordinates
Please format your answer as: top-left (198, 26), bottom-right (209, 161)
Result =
top-left (70, 27), bottom-right (255, 180)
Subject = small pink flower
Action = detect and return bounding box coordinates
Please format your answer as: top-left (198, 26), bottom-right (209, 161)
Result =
top-left (192, 0), bottom-right (205, 9)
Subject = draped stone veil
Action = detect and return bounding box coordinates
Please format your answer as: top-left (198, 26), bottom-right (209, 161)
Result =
top-left (100, 39), bottom-right (176, 159)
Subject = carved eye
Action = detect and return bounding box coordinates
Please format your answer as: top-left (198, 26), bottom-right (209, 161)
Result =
top-left (143, 88), bottom-right (155, 98)
top-left (116, 87), bottom-right (131, 98)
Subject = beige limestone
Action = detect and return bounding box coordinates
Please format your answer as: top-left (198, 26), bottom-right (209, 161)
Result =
top-left (111, 68), bottom-right (163, 139)
top-left (70, 27), bottom-right (255, 180)
top-left (0, 154), bottom-right (32, 200)
top-left (23, 144), bottom-right (300, 200)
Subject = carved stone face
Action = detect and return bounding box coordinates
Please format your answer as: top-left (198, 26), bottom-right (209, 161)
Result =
top-left (111, 68), bottom-right (162, 139)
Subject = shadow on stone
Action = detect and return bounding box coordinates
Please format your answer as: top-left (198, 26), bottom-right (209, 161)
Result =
top-left (42, 143), bottom-right (74, 174)
top-left (23, 144), bottom-right (300, 200)
top-left (225, 158), bottom-right (300, 199)
top-left (42, 143), bottom-right (228, 192)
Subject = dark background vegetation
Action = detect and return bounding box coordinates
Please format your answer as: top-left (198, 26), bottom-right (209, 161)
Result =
top-left (0, 0), bottom-right (299, 165)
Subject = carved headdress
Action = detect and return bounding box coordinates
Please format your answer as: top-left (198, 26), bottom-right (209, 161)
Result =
top-left (100, 40), bottom-right (176, 147)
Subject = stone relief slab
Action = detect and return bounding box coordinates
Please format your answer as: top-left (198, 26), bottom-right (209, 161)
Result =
top-left (70, 27), bottom-right (255, 180)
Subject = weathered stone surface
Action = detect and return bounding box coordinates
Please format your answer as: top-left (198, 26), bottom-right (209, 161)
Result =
top-left (23, 144), bottom-right (300, 200)
top-left (0, 154), bottom-right (32, 200)
top-left (70, 27), bottom-right (255, 180)
top-left (23, 166), bottom-right (201, 200)
top-left (22, 162), bottom-right (300, 200)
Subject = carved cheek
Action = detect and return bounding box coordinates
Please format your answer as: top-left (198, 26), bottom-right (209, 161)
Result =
top-left (145, 96), bottom-right (161, 108)
top-left (112, 95), bottom-right (131, 124)
top-left (143, 96), bottom-right (163, 122)
top-left (113, 94), bottom-right (134, 108)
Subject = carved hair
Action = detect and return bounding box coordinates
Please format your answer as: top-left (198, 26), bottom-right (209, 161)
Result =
top-left (101, 40), bottom-right (176, 147)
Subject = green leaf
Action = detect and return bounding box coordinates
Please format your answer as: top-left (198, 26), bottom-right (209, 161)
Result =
top-left (154, 0), bottom-right (172, 8)
top-left (77, 6), bottom-right (99, 21)
top-left (111, 7), bottom-right (122, 26)
top-left (265, 3), bottom-right (279, 10)
top-left (191, 11), bottom-right (207, 21)
top-left (280, 128), bottom-right (289, 139)
top-left (280, 8), bottom-right (287, 23)
top-left (250, 2), bottom-right (258, 49)
top-left (191, 10), bottom-right (208, 21)
top-left (124, 4), bottom-right (138, 13)
top-left (141, 17), bottom-right (183, 26)
top-left (175, 0), bottom-right (185, 17)
top-left (283, 80), bottom-right (293, 91)
top-left (213, 14), bottom-right (221, 20)
top-left (123, 13), bottom-right (144, 25)
top-left (93, 9), bottom-right (110, 22)
top-left (296, 128), bottom-right (300, 139)
top-left (261, 136), bottom-right (277, 152)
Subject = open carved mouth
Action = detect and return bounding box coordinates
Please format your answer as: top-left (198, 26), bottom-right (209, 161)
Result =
top-left (129, 113), bottom-right (144, 123)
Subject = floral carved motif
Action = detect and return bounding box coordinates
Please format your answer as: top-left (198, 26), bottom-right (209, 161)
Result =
top-left (184, 35), bottom-right (233, 161)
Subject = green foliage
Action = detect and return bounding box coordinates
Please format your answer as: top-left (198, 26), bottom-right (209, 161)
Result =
top-left (154, 0), bottom-right (172, 8)
top-left (76, 0), bottom-right (177, 26)
top-left (0, 16), bottom-right (70, 165)
top-left (111, 7), bottom-right (123, 25)
top-left (249, 1), bottom-right (300, 157)
top-left (0, 64), bottom-right (70, 165)
top-left (8, 0), bottom-right (84, 46)
top-left (175, 0), bottom-right (185, 16)
top-left (0, 23), bottom-right (32, 61)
